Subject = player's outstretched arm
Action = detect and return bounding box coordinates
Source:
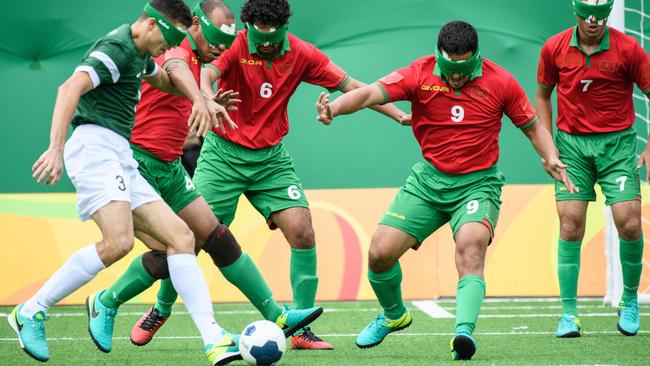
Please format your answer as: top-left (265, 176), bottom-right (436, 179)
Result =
top-left (32, 72), bottom-right (94, 185)
top-left (316, 84), bottom-right (385, 125)
top-left (164, 62), bottom-right (216, 137)
top-left (341, 79), bottom-right (410, 125)
top-left (200, 67), bottom-right (220, 98)
top-left (522, 120), bottom-right (576, 193)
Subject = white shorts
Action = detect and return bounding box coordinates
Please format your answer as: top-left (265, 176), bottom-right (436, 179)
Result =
top-left (64, 124), bottom-right (161, 221)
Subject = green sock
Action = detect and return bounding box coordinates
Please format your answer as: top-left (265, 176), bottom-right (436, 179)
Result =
top-left (154, 278), bottom-right (177, 317)
top-left (620, 236), bottom-right (644, 303)
top-left (455, 275), bottom-right (486, 335)
top-left (290, 247), bottom-right (319, 309)
top-left (220, 253), bottom-right (282, 321)
top-left (99, 255), bottom-right (156, 309)
top-left (558, 239), bottom-right (582, 316)
top-left (368, 263), bottom-right (405, 320)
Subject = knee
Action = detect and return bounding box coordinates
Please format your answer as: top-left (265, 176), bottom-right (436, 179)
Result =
top-left (169, 227), bottom-right (196, 253)
top-left (368, 241), bottom-right (395, 273)
top-left (617, 218), bottom-right (642, 241)
top-left (559, 216), bottom-right (586, 241)
top-left (286, 225), bottom-right (315, 249)
top-left (202, 224), bottom-right (243, 267)
top-left (456, 243), bottom-right (484, 277)
top-left (104, 234), bottom-right (134, 261)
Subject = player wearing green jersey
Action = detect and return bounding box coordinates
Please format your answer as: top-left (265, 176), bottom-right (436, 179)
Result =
top-left (84, 0), bottom-right (322, 349)
top-left (9, 1), bottom-right (242, 364)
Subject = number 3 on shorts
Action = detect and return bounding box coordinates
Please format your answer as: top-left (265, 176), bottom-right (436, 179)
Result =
top-left (288, 185), bottom-right (302, 200)
top-left (466, 200), bottom-right (479, 214)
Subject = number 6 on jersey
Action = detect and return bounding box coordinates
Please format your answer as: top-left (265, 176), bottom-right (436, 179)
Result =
top-left (260, 82), bottom-right (273, 98)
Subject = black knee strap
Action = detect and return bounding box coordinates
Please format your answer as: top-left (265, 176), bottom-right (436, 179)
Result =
top-left (141, 251), bottom-right (170, 279)
top-left (202, 224), bottom-right (242, 267)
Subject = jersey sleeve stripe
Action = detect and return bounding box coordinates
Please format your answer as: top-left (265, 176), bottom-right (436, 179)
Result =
top-left (89, 51), bottom-right (120, 83)
top-left (144, 63), bottom-right (159, 77)
top-left (162, 59), bottom-right (189, 71)
top-left (519, 116), bottom-right (538, 130)
top-left (537, 82), bottom-right (555, 90)
top-left (204, 63), bottom-right (222, 78)
top-left (374, 82), bottom-right (390, 104)
top-left (330, 75), bottom-right (351, 92)
top-left (74, 66), bottom-right (101, 89)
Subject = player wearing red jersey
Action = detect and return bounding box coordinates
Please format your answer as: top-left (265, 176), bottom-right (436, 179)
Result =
top-left (536, 0), bottom-right (650, 338)
top-left (316, 21), bottom-right (573, 360)
top-left (95, 1), bottom-right (323, 360)
top-left (197, 0), bottom-right (409, 350)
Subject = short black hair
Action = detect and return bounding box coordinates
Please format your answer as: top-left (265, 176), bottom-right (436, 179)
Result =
top-left (240, 0), bottom-right (292, 27)
top-left (437, 21), bottom-right (478, 55)
top-left (142, 0), bottom-right (192, 28)
top-left (199, 0), bottom-right (234, 19)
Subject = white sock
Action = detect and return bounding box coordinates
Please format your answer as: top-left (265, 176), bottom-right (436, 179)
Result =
top-left (20, 244), bottom-right (105, 318)
top-left (168, 254), bottom-right (223, 346)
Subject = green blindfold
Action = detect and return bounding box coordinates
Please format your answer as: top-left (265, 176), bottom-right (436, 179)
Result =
top-left (246, 23), bottom-right (287, 46)
top-left (194, 4), bottom-right (236, 48)
top-left (435, 47), bottom-right (482, 77)
top-left (573, 0), bottom-right (614, 20)
top-left (144, 3), bottom-right (186, 47)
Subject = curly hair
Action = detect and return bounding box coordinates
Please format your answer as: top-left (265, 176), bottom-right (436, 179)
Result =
top-left (437, 21), bottom-right (478, 55)
top-left (240, 0), bottom-right (292, 27)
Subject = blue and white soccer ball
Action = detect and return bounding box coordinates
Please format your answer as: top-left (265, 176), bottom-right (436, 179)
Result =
top-left (239, 320), bottom-right (286, 366)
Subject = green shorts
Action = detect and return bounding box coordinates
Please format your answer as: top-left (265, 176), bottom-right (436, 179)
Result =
top-left (193, 133), bottom-right (308, 226)
top-left (132, 145), bottom-right (200, 213)
top-left (555, 128), bottom-right (640, 205)
top-left (380, 161), bottom-right (504, 244)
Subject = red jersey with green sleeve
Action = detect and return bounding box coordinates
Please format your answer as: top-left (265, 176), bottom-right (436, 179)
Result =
top-left (206, 31), bottom-right (350, 149)
top-left (130, 37), bottom-right (201, 162)
top-left (537, 26), bottom-right (650, 134)
top-left (376, 56), bottom-right (536, 175)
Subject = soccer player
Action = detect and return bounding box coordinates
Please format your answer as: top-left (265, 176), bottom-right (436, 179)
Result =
top-left (536, 0), bottom-right (650, 338)
top-left (194, 0), bottom-right (409, 350)
top-left (315, 21), bottom-right (574, 360)
top-left (9, 1), bottom-right (240, 364)
top-left (94, 0), bottom-right (322, 350)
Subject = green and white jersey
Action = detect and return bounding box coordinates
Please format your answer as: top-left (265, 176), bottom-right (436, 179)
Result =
top-left (72, 24), bottom-right (159, 139)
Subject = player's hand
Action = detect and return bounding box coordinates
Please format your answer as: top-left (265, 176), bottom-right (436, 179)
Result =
top-left (212, 89), bottom-right (241, 111)
top-left (207, 99), bottom-right (237, 134)
top-left (188, 98), bottom-right (213, 137)
top-left (398, 114), bottom-right (412, 126)
top-left (636, 148), bottom-right (650, 182)
top-left (32, 147), bottom-right (64, 185)
top-left (543, 157), bottom-right (576, 193)
top-left (316, 92), bottom-right (334, 125)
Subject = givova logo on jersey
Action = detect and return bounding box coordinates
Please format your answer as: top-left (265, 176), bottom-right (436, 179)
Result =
top-left (421, 84), bottom-right (450, 93)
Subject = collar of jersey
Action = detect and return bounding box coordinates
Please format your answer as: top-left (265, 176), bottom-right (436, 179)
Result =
top-left (247, 30), bottom-right (291, 59)
top-left (570, 25), bottom-right (610, 55)
top-left (433, 55), bottom-right (483, 81)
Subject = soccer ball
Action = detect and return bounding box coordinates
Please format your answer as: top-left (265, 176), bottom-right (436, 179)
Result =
top-left (239, 320), bottom-right (286, 366)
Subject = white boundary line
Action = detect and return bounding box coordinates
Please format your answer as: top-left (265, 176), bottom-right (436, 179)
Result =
top-left (411, 300), bottom-right (455, 318)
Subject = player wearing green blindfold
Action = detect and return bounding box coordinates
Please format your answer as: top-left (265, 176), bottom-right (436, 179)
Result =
top-left (573, 0), bottom-right (613, 41)
top-left (191, 1), bottom-right (237, 63)
top-left (537, 0), bottom-right (650, 340)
